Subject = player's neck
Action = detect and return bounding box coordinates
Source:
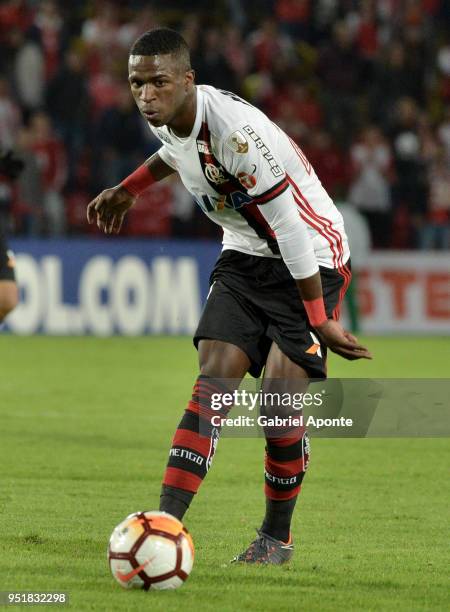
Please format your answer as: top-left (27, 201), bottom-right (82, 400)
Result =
top-left (167, 86), bottom-right (197, 138)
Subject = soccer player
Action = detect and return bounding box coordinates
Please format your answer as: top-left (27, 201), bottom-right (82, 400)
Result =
top-left (87, 28), bottom-right (371, 565)
top-left (0, 150), bottom-right (21, 323)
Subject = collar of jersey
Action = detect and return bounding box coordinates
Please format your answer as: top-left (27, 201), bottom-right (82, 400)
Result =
top-left (167, 85), bottom-right (204, 147)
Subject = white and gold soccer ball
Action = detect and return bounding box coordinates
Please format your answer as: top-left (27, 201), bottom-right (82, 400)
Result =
top-left (108, 511), bottom-right (194, 590)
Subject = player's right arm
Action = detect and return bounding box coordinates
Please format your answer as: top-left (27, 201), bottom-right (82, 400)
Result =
top-left (256, 193), bottom-right (371, 360)
top-left (87, 151), bottom-right (176, 234)
top-left (220, 121), bottom-right (371, 361)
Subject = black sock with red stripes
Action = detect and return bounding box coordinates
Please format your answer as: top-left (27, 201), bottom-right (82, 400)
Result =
top-left (159, 375), bottom-right (228, 520)
top-left (261, 430), bottom-right (310, 542)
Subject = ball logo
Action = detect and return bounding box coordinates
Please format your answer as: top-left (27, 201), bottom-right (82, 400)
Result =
top-left (204, 163), bottom-right (227, 185)
top-left (116, 557), bottom-right (154, 583)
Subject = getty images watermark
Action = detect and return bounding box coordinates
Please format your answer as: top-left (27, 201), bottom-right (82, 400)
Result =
top-left (196, 379), bottom-right (450, 438)
top-left (209, 389), bottom-right (353, 429)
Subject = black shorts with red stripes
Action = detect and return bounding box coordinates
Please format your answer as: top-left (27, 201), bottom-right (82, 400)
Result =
top-left (0, 233), bottom-right (15, 282)
top-left (194, 249), bottom-right (351, 379)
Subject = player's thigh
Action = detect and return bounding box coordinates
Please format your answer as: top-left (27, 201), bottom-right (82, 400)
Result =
top-left (263, 342), bottom-right (310, 412)
top-left (198, 339), bottom-right (251, 379)
top-left (0, 280), bottom-right (18, 320)
top-left (194, 277), bottom-right (268, 378)
top-left (264, 341), bottom-right (310, 380)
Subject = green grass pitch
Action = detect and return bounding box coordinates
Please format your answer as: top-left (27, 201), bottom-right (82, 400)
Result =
top-left (0, 335), bottom-right (449, 611)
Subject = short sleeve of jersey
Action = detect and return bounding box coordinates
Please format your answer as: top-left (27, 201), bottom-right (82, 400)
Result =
top-left (218, 120), bottom-right (289, 204)
top-left (156, 144), bottom-right (177, 171)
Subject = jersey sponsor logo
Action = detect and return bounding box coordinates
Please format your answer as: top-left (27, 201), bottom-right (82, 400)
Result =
top-left (237, 171), bottom-right (256, 190)
top-left (195, 191), bottom-right (252, 213)
top-left (306, 331), bottom-right (322, 358)
top-left (156, 130), bottom-right (172, 144)
top-left (204, 163), bottom-right (228, 185)
top-left (226, 130), bottom-right (249, 154)
top-left (242, 125), bottom-right (283, 177)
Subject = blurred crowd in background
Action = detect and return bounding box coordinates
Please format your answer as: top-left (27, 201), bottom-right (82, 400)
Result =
top-left (0, 0), bottom-right (449, 249)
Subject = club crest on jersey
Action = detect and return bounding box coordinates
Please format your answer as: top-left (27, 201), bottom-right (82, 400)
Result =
top-left (227, 130), bottom-right (249, 154)
top-left (156, 130), bottom-right (172, 144)
top-left (204, 162), bottom-right (228, 185)
top-left (237, 171), bottom-right (256, 190)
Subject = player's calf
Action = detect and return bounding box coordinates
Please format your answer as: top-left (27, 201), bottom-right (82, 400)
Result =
top-left (160, 340), bottom-right (250, 520)
top-left (261, 430), bottom-right (310, 542)
top-left (160, 375), bottom-right (233, 520)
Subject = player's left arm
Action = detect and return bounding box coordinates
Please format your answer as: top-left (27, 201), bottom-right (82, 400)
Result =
top-left (220, 124), bottom-right (371, 361)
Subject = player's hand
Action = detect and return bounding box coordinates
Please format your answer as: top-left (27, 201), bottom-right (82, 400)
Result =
top-left (315, 319), bottom-right (372, 361)
top-left (86, 185), bottom-right (136, 234)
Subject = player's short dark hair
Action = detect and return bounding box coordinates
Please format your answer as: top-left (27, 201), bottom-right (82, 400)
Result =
top-left (130, 28), bottom-right (191, 71)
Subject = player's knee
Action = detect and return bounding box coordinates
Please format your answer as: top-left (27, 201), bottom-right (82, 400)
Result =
top-left (265, 342), bottom-right (310, 379)
top-left (0, 284), bottom-right (19, 321)
top-left (198, 340), bottom-right (250, 379)
top-left (200, 356), bottom-right (236, 378)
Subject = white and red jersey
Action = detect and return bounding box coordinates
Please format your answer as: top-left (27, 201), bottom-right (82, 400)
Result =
top-left (149, 85), bottom-right (350, 273)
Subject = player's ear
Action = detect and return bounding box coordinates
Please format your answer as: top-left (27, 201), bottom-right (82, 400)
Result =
top-left (185, 69), bottom-right (195, 89)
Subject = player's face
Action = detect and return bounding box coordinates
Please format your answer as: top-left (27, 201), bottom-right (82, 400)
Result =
top-left (128, 54), bottom-right (194, 128)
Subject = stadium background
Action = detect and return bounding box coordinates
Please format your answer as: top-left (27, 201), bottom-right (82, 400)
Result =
top-left (0, 0), bottom-right (449, 334)
top-left (0, 2), bottom-right (449, 611)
